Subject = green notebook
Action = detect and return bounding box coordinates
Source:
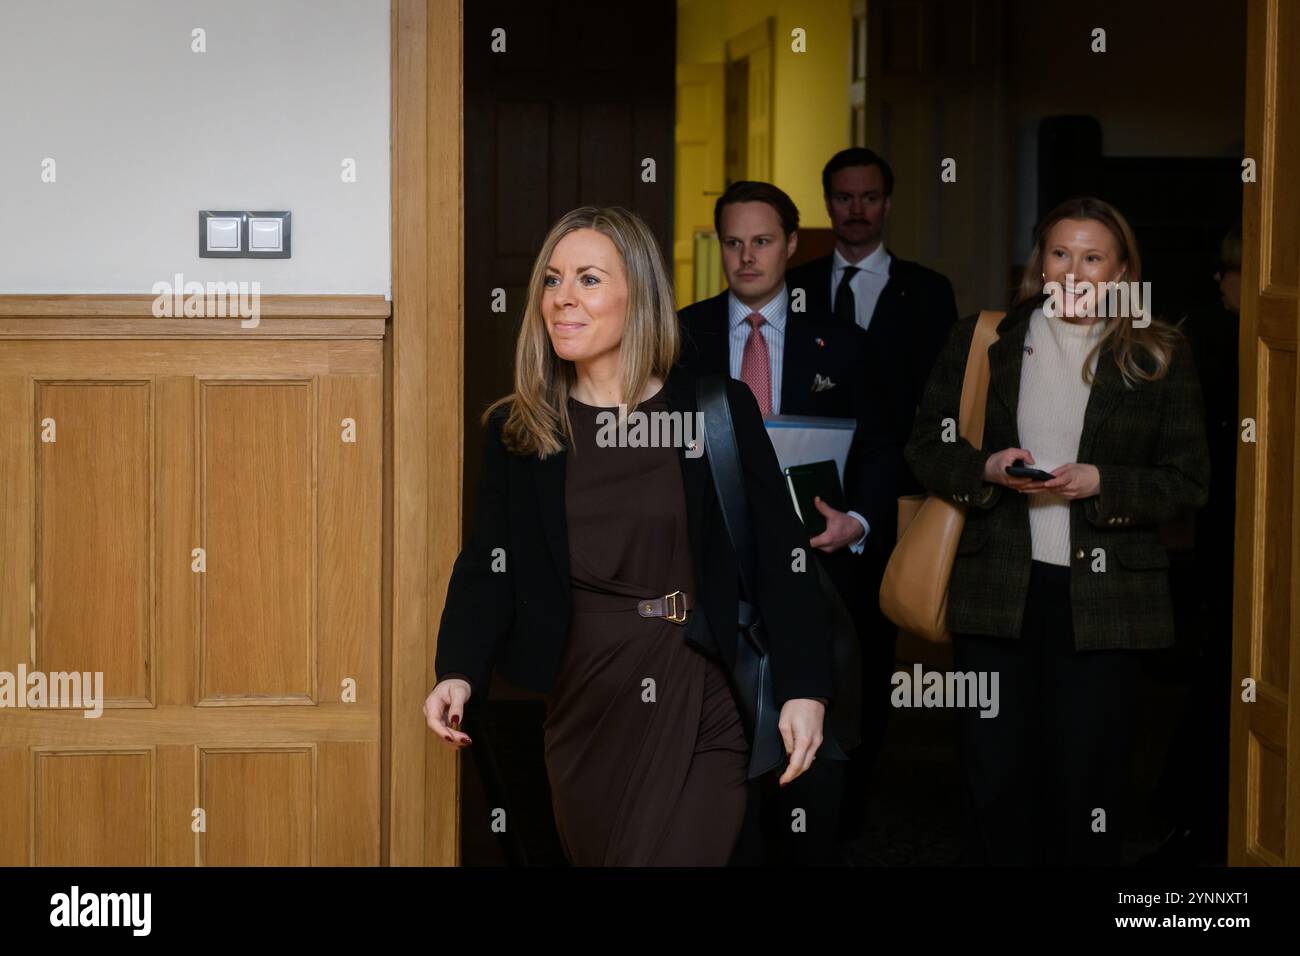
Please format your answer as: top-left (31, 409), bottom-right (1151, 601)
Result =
top-left (784, 460), bottom-right (844, 538)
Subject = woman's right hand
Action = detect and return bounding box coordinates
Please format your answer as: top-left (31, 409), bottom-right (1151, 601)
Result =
top-left (424, 679), bottom-right (473, 749)
top-left (983, 447), bottom-right (1044, 491)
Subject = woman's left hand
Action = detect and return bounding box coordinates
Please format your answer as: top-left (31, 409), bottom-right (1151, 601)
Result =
top-left (777, 698), bottom-right (826, 787)
top-left (1021, 463), bottom-right (1100, 499)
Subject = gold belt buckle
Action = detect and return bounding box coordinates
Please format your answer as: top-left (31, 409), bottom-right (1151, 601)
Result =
top-left (664, 590), bottom-right (687, 624)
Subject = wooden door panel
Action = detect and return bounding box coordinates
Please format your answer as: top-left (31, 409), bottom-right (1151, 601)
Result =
top-left (36, 381), bottom-right (154, 705)
top-left (201, 380), bottom-right (315, 704)
top-left (1249, 735), bottom-right (1286, 860)
top-left (1256, 347), bottom-right (1294, 690)
top-left (200, 747), bottom-right (314, 867)
top-left (1260, 3), bottom-right (1298, 292)
top-left (674, 62), bottom-right (725, 302)
top-left (0, 325), bottom-right (383, 866)
top-left (33, 749), bottom-right (155, 867)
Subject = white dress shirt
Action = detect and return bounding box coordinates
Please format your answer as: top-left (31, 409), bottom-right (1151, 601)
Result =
top-left (727, 284), bottom-right (870, 552)
top-left (831, 244), bottom-right (892, 332)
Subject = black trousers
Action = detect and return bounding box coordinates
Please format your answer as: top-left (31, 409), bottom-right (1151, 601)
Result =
top-left (818, 547), bottom-right (893, 843)
top-left (839, 567), bottom-right (894, 840)
top-left (951, 561), bottom-right (1141, 865)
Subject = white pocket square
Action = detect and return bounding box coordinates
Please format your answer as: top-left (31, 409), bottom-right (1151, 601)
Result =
top-left (811, 374), bottom-right (837, 392)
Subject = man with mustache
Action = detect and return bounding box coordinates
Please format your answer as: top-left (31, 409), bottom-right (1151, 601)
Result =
top-left (786, 147), bottom-right (958, 845)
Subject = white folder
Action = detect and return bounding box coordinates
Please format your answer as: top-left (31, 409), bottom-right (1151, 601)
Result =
top-left (763, 414), bottom-right (857, 484)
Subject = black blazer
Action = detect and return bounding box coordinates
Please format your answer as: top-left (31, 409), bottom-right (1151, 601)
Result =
top-left (786, 250), bottom-right (959, 508)
top-left (434, 366), bottom-right (835, 706)
top-left (904, 296), bottom-right (1211, 651)
top-left (677, 289), bottom-right (900, 540)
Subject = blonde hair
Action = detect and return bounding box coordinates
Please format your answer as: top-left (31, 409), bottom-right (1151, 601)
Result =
top-left (484, 206), bottom-right (679, 458)
top-left (1016, 197), bottom-right (1182, 387)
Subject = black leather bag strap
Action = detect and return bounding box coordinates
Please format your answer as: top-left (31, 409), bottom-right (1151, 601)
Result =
top-left (697, 376), bottom-right (761, 632)
top-left (697, 373), bottom-right (847, 776)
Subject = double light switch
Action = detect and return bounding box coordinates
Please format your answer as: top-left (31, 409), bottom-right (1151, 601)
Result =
top-left (199, 210), bottom-right (291, 258)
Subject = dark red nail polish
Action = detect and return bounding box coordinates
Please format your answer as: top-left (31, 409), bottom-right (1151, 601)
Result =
top-left (451, 715), bottom-right (460, 728)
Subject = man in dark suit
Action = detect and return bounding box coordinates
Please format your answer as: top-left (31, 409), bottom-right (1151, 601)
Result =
top-left (679, 180), bottom-right (898, 552)
top-left (785, 148), bottom-right (959, 843)
top-left (678, 180), bottom-right (893, 864)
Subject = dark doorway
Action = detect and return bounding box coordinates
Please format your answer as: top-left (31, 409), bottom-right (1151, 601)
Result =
top-left (460, 0), bottom-right (677, 865)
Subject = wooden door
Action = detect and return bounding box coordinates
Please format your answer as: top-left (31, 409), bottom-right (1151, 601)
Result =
top-left (1229, 0), bottom-right (1300, 866)
top-left (726, 18), bottom-right (774, 185)
top-left (0, 307), bottom-right (384, 865)
top-left (675, 62), bottom-right (726, 303)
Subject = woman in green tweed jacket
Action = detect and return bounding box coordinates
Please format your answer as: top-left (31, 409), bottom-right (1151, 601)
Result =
top-left (905, 197), bottom-right (1210, 865)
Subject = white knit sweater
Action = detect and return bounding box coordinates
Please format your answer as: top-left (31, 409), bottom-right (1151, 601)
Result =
top-left (1017, 308), bottom-right (1105, 566)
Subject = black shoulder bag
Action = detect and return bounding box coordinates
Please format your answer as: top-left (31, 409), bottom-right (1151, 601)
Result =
top-left (696, 375), bottom-right (861, 780)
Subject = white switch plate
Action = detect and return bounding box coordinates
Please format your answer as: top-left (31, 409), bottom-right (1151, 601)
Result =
top-left (206, 217), bottom-right (241, 251)
top-left (249, 217), bottom-right (283, 252)
top-left (199, 210), bottom-right (291, 258)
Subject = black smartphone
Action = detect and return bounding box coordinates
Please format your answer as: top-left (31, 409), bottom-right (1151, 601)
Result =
top-left (1006, 458), bottom-right (1055, 481)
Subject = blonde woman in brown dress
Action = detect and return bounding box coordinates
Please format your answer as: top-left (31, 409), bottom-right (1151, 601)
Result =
top-left (423, 207), bottom-right (835, 866)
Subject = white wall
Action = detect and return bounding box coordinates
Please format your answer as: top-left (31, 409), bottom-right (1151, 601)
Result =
top-left (0, 0), bottom-right (390, 295)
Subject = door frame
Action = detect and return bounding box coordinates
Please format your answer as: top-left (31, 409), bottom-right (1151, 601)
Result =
top-left (1228, 0), bottom-right (1298, 867)
top-left (389, 0), bottom-right (462, 866)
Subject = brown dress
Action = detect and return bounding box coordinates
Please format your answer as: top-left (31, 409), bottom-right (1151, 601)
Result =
top-left (542, 385), bottom-right (750, 865)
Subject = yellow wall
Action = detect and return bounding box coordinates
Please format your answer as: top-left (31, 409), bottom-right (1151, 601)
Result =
top-left (677, 0), bottom-right (852, 229)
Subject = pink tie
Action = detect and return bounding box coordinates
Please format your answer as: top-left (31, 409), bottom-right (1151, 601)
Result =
top-left (739, 312), bottom-right (772, 415)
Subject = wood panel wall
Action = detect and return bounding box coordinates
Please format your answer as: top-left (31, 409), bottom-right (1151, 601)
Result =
top-left (0, 296), bottom-right (386, 866)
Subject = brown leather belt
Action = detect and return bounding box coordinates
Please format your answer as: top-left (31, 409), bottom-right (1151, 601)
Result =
top-left (637, 589), bottom-right (691, 625)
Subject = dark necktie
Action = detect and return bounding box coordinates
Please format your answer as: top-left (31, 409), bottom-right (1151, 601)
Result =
top-left (834, 265), bottom-right (859, 326)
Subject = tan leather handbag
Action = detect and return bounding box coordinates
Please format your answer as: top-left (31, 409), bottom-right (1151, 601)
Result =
top-left (879, 310), bottom-right (1004, 643)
